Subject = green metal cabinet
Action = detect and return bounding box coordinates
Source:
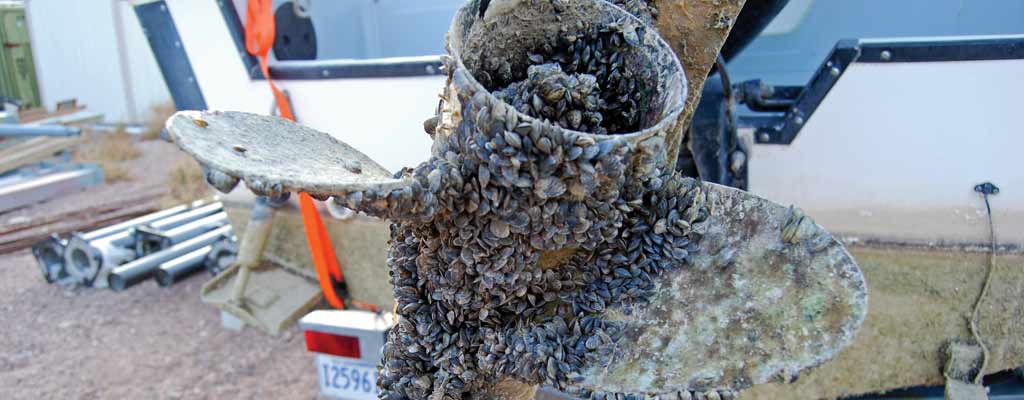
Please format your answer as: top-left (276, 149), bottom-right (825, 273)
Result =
top-left (0, 3), bottom-right (39, 107)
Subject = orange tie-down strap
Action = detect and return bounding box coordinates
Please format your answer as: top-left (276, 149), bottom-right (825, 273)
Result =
top-left (298, 194), bottom-right (347, 309)
top-left (245, 0), bottom-right (352, 310)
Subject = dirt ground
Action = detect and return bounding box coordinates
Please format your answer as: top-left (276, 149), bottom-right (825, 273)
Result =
top-left (0, 249), bottom-right (318, 400)
top-left (0, 137), bottom-right (319, 399)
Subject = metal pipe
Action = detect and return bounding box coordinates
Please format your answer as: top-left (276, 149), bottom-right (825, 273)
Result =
top-left (162, 212), bottom-right (228, 240)
top-left (231, 196), bottom-right (276, 304)
top-left (204, 237), bottom-right (238, 276)
top-left (108, 225), bottom-right (232, 291)
top-left (137, 202), bottom-right (223, 232)
top-left (63, 236), bottom-right (137, 287)
top-left (64, 200), bottom-right (220, 286)
top-left (31, 234), bottom-right (66, 283)
top-left (134, 212), bottom-right (228, 256)
top-left (0, 123), bottom-right (81, 137)
top-left (154, 245), bottom-right (213, 287)
top-left (0, 173), bottom-right (29, 187)
top-left (79, 202), bottom-right (195, 241)
top-left (99, 205), bottom-right (221, 250)
top-left (131, 203), bottom-right (224, 254)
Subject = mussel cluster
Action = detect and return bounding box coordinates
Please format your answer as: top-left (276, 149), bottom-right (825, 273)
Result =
top-left (493, 63), bottom-right (606, 134)
top-left (609, 0), bottom-right (659, 24)
top-left (334, 95), bottom-right (712, 398)
top-left (169, 2), bottom-right (863, 399)
top-left (325, 25), bottom-right (704, 400)
top-left (481, 16), bottom-right (652, 135)
top-left (330, 2), bottom-right (700, 399)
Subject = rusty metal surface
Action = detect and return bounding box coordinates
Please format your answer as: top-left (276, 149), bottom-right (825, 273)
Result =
top-left (652, 0), bottom-right (747, 166)
top-left (576, 183), bottom-right (867, 394)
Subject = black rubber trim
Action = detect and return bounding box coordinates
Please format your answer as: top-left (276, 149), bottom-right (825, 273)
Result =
top-left (268, 59), bottom-right (444, 80)
top-left (751, 39), bottom-right (860, 145)
top-left (135, 1), bottom-right (208, 110)
top-left (217, 0), bottom-right (445, 80)
top-left (746, 36), bottom-right (1024, 145)
top-left (859, 37), bottom-right (1024, 63)
top-left (217, 0), bottom-right (263, 79)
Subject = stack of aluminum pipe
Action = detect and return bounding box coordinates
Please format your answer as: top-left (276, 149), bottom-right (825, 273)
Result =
top-left (30, 199), bottom-right (238, 290)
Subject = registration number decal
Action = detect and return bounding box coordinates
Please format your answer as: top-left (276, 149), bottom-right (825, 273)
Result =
top-left (316, 354), bottom-right (379, 399)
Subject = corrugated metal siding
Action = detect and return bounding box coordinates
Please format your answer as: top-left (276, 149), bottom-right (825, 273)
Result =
top-left (25, 0), bottom-right (171, 124)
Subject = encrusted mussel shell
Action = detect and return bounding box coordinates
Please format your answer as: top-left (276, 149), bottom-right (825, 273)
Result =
top-left (445, 0), bottom-right (687, 175)
top-left (166, 110), bottom-right (409, 199)
top-left (570, 183), bottom-right (867, 396)
top-left (163, 1), bottom-right (868, 398)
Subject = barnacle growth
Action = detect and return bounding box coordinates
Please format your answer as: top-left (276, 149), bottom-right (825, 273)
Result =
top-left (165, 0), bottom-right (867, 399)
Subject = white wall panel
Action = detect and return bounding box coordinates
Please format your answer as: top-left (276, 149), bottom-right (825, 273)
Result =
top-left (119, 0), bottom-right (172, 122)
top-left (166, 0), bottom-right (436, 173)
top-left (25, 0), bottom-right (171, 124)
top-left (749, 59), bottom-right (1023, 245)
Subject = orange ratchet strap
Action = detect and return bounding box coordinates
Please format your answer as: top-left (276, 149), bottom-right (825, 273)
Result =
top-left (245, 0), bottom-right (346, 309)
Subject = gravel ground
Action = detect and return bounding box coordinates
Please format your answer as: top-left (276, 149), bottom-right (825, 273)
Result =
top-left (0, 138), bottom-right (318, 399)
top-left (0, 249), bottom-right (318, 400)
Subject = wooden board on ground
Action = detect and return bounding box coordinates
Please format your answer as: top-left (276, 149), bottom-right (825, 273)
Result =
top-left (0, 137), bottom-right (81, 173)
top-left (17, 99), bottom-right (84, 123)
top-left (0, 188), bottom-right (164, 254)
top-left (27, 110), bottom-right (104, 127)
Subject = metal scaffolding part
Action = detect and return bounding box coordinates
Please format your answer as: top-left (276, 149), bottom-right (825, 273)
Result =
top-left (65, 238), bottom-right (135, 288)
top-left (0, 123), bottom-right (82, 137)
top-left (78, 202), bottom-right (196, 242)
top-left (97, 203), bottom-right (222, 248)
top-left (131, 201), bottom-right (223, 235)
top-left (203, 237), bottom-right (238, 276)
top-left (31, 234), bottom-right (66, 283)
top-left (154, 245), bottom-right (213, 287)
top-left (133, 211), bottom-right (228, 256)
top-left (0, 166), bottom-right (103, 213)
top-left (63, 200), bottom-right (220, 286)
top-left (108, 225), bottom-right (232, 291)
